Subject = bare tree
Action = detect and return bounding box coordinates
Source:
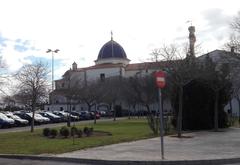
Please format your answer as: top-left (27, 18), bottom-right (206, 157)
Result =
top-left (224, 12), bottom-right (240, 53)
top-left (101, 76), bottom-right (123, 121)
top-left (14, 61), bottom-right (49, 132)
top-left (0, 56), bottom-right (9, 96)
top-left (78, 80), bottom-right (104, 124)
top-left (231, 12), bottom-right (240, 33)
top-left (150, 44), bottom-right (199, 137)
top-left (123, 75), bottom-right (159, 134)
top-left (224, 34), bottom-right (240, 53)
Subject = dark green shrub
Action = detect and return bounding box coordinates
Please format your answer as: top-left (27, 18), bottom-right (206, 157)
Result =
top-left (71, 126), bottom-right (78, 136)
top-left (43, 128), bottom-right (50, 137)
top-left (83, 127), bottom-right (93, 136)
top-left (50, 129), bottom-right (58, 138)
top-left (76, 129), bottom-right (83, 138)
top-left (60, 126), bottom-right (70, 138)
top-left (171, 79), bottom-right (231, 130)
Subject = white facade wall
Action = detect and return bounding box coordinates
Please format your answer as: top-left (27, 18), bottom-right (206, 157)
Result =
top-left (86, 67), bottom-right (122, 81)
top-left (45, 102), bottom-right (89, 112)
top-left (125, 68), bottom-right (156, 78)
top-left (55, 71), bottom-right (85, 89)
top-left (124, 70), bottom-right (138, 77)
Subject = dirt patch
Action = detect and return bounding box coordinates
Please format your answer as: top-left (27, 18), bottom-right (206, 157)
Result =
top-left (91, 130), bottom-right (112, 137)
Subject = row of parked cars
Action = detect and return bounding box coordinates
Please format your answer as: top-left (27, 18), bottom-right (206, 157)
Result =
top-left (0, 110), bottom-right (103, 129)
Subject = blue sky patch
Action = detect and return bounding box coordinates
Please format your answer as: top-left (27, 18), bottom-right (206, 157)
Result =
top-left (24, 55), bottom-right (63, 79)
top-left (14, 39), bottom-right (33, 52)
top-left (0, 34), bottom-right (8, 47)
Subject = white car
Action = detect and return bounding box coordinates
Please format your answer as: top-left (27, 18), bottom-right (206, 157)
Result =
top-left (6, 113), bottom-right (29, 126)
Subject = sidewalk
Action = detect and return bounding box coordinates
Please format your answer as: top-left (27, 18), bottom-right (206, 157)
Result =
top-left (57, 128), bottom-right (240, 161)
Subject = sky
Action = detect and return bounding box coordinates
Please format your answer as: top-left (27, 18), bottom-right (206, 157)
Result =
top-left (0, 0), bottom-right (239, 81)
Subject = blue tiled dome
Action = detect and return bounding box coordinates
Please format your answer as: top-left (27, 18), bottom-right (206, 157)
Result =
top-left (97, 40), bottom-right (127, 60)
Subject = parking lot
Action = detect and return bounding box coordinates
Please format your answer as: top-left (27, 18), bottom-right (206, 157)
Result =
top-left (0, 117), bottom-right (126, 133)
top-left (0, 110), bottom-right (108, 129)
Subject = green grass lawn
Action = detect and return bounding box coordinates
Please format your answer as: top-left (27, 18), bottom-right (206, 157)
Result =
top-left (0, 118), bottom-right (155, 155)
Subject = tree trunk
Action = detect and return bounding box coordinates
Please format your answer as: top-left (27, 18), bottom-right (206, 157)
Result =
top-left (113, 103), bottom-right (116, 121)
top-left (94, 103), bottom-right (97, 124)
top-left (237, 97), bottom-right (240, 127)
top-left (128, 105), bottom-right (131, 120)
top-left (229, 99), bottom-right (233, 116)
top-left (214, 90), bottom-right (219, 131)
top-left (31, 104), bottom-right (36, 133)
top-left (67, 100), bottom-right (71, 127)
top-left (229, 98), bottom-right (233, 125)
top-left (177, 86), bottom-right (183, 138)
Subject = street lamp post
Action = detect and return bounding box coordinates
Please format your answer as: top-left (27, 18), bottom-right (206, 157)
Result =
top-left (46, 49), bottom-right (59, 111)
top-left (46, 49), bottom-right (60, 91)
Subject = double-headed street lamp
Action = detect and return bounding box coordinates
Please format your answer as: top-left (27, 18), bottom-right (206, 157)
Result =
top-left (46, 49), bottom-right (60, 92)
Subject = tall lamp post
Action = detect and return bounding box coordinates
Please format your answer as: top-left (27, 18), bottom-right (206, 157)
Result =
top-left (46, 49), bottom-right (60, 91)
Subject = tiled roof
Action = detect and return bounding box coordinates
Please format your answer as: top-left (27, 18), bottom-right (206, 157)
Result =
top-left (125, 61), bottom-right (167, 71)
top-left (97, 40), bottom-right (127, 59)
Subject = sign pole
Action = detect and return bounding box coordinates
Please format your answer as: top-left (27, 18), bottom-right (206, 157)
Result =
top-left (158, 88), bottom-right (164, 159)
top-left (155, 70), bottom-right (166, 160)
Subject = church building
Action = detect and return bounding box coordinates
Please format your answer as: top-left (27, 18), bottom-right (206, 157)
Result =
top-left (45, 34), bottom-right (163, 112)
top-left (45, 27), bottom-right (240, 118)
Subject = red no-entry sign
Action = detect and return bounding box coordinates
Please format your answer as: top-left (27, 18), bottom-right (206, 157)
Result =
top-left (155, 71), bottom-right (166, 88)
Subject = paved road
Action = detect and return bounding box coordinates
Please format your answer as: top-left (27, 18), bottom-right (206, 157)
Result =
top-left (1, 158), bottom-right (240, 165)
top-left (0, 117), bottom-right (126, 133)
top-left (0, 158), bottom-right (90, 165)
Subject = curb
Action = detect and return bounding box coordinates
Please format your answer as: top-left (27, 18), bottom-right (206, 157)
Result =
top-left (1, 154), bottom-right (240, 165)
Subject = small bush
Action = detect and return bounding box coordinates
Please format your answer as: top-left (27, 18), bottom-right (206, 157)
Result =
top-left (50, 129), bottom-right (58, 138)
top-left (60, 126), bottom-right (70, 138)
top-left (43, 128), bottom-right (50, 137)
top-left (76, 129), bottom-right (83, 138)
top-left (71, 126), bottom-right (78, 136)
top-left (83, 127), bottom-right (93, 137)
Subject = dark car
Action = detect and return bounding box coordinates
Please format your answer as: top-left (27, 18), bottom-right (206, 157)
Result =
top-left (80, 111), bottom-right (92, 120)
top-left (0, 112), bottom-right (15, 128)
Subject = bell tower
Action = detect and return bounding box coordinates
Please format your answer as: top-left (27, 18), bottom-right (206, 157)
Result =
top-left (188, 26), bottom-right (196, 57)
top-left (72, 62), bottom-right (77, 71)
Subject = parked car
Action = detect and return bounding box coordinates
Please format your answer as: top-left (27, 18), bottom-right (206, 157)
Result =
top-left (0, 112), bottom-right (15, 128)
top-left (6, 113), bottom-right (29, 126)
top-left (90, 111), bottom-right (101, 119)
top-left (52, 111), bottom-right (68, 121)
top-left (79, 111), bottom-right (91, 120)
top-left (39, 112), bottom-right (62, 123)
top-left (15, 112), bottom-right (46, 125)
top-left (99, 110), bottom-right (107, 117)
top-left (33, 113), bottom-right (50, 124)
top-left (70, 111), bottom-right (85, 120)
top-left (63, 110), bottom-right (80, 121)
